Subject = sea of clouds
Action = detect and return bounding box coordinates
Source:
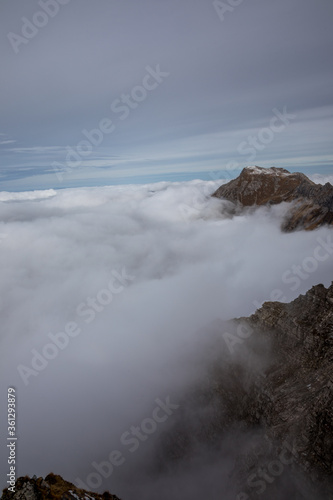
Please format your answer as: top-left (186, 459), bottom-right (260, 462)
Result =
top-left (0, 177), bottom-right (332, 499)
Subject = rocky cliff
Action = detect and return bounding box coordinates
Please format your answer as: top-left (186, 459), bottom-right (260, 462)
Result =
top-left (153, 282), bottom-right (333, 499)
top-left (236, 282), bottom-right (333, 496)
top-left (212, 166), bottom-right (333, 231)
top-left (1, 474), bottom-right (121, 500)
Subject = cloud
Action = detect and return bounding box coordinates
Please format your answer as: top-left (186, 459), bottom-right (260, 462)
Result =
top-left (0, 178), bottom-right (332, 498)
top-left (0, 140), bottom-right (16, 145)
top-left (7, 146), bottom-right (66, 154)
top-left (0, 189), bottom-right (56, 202)
top-left (309, 173), bottom-right (333, 185)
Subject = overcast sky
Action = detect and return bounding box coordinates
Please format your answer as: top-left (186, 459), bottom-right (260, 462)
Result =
top-left (0, 0), bottom-right (332, 190)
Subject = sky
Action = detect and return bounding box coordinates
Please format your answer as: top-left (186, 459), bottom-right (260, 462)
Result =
top-left (0, 0), bottom-right (332, 191)
top-left (0, 179), bottom-right (333, 499)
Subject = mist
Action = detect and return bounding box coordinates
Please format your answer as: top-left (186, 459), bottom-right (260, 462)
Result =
top-left (0, 178), bottom-right (332, 499)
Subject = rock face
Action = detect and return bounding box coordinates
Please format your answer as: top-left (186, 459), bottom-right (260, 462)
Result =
top-left (212, 166), bottom-right (333, 231)
top-left (1, 474), bottom-right (121, 500)
top-left (239, 283), bottom-right (333, 489)
top-left (154, 283), bottom-right (333, 498)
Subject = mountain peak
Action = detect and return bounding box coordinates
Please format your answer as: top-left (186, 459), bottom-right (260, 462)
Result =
top-left (212, 166), bottom-right (333, 231)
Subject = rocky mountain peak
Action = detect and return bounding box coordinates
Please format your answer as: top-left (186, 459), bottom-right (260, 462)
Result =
top-left (212, 166), bottom-right (333, 231)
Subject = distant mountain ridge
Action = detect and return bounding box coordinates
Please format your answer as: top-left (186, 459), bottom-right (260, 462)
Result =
top-left (212, 166), bottom-right (333, 231)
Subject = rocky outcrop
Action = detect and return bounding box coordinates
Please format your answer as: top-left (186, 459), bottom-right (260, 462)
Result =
top-left (237, 283), bottom-right (333, 491)
top-left (1, 474), bottom-right (121, 500)
top-left (154, 283), bottom-right (333, 498)
top-left (212, 166), bottom-right (333, 231)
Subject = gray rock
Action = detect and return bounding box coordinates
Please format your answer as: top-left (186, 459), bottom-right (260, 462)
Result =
top-left (155, 282), bottom-right (333, 498)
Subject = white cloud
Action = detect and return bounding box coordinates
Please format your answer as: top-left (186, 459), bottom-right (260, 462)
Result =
top-left (309, 173), bottom-right (333, 185)
top-left (0, 140), bottom-right (16, 145)
top-left (0, 189), bottom-right (56, 202)
top-left (7, 146), bottom-right (66, 154)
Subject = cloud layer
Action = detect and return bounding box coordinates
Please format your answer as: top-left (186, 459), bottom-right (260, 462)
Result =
top-left (0, 179), bottom-right (332, 498)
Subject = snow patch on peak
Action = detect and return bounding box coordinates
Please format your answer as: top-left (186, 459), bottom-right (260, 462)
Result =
top-left (244, 166), bottom-right (291, 176)
top-left (244, 166), bottom-right (263, 173)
